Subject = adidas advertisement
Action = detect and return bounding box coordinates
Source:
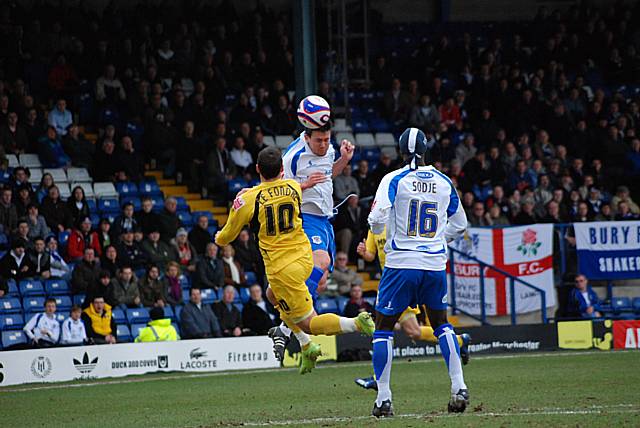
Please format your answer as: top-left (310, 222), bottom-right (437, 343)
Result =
top-left (0, 337), bottom-right (278, 387)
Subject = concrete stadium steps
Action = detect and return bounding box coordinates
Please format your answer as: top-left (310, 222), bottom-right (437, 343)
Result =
top-left (187, 199), bottom-right (214, 211)
top-left (362, 279), bottom-right (379, 292)
top-left (162, 185), bottom-right (189, 196)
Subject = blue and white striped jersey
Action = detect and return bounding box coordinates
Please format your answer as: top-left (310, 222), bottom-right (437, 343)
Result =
top-left (368, 164), bottom-right (467, 271)
top-left (282, 132), bottom-right (335, 217)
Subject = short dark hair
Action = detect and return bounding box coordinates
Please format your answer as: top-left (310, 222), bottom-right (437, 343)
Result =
top-left (257, 146), bottom-right (283, 179)
top-left (70, 305), bottom-right (82, 313)
top-left (305, 123), bottom-right (331, 135)
top-left (45, 297), bottom-right (56, 306)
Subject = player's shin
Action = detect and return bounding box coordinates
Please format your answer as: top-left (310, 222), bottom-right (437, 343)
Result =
top-left (435, 323), bottom-right (467, 393)
top-left (372, 330), bottom-right (394, 406)
top-left (283, 317), bottom-right (311, 349)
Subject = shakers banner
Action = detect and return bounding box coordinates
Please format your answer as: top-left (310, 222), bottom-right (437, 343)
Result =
top-left (449, 224), bottom-right (555, 316)
top-left (574, 221), bottom-right (640, 280)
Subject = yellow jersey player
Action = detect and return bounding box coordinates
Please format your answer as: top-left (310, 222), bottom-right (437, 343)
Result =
top-left (353, 226), bottom-right (471, 390)
top-left (215, 146), bottom-right (374, 374)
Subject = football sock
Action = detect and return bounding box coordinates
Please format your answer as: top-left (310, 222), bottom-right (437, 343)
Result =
top-left (279, 322), bottom-right (292, 338)
top-left (372, 330), bottom-right (394, 406)
top-left (309, 314), bottom-right (356, 335)
top-left (435, 323), bottom-right (467, 393)
top-left (284, 317), bottom-right (311, 349)
top-left (419, 326), bottom-right (464, 347)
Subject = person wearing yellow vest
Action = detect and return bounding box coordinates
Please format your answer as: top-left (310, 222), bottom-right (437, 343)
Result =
top-left (81, 295), bottom-right (117, 344)
top-left (135, 307), bottom-right (179, 342)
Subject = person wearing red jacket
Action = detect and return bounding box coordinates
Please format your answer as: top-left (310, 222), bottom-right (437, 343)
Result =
top-left (67, 217), bottom-right (102, 262)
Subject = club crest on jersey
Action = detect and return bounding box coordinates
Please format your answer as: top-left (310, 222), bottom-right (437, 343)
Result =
top-left (311, 235), bottom-right (323, 245)
top-left (232, 196), bottom-right (245, 211)
top-left (415, 171), bottom-right (434, 179)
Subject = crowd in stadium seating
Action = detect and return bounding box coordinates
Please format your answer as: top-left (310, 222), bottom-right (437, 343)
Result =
top-left (2, 1), bottom-right (640, 348)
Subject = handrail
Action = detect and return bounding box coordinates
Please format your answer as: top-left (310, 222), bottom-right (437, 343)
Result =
top-left (448, 247), bottom-right (548, 325)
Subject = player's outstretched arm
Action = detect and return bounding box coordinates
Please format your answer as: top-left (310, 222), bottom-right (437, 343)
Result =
top-left (332, 139), bottom-right (355, 178)
top-left (215, 193), bottom-right (256, 247)
top-left (444, 190), bottom-right (468, 243)
top-left (368, 174), bottom-right (393, 234)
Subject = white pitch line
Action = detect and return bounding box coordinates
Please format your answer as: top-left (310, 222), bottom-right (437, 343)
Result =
top-left (230, 406), bottom-right (640, 427)
top-left (0, 349), bottom-right (633, 393)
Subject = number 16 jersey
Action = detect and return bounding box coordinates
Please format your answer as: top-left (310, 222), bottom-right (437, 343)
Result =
top-left (368, 164), bottom-right (467, 271)
top-left (215, 178), bottom-right (313, 275)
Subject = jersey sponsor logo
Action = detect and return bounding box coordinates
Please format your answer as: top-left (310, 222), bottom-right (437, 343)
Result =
top-left (415, 171), bottom-right (434, 179)
top-left (232, 196), bottom-right (245, 211)
top-left (311, 235), bottom-right (323, 245)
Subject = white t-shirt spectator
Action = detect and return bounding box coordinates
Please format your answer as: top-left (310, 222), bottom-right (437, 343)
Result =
top-left (23, 312), bottom-right (61, 344)
top-left (230, 149), bottom-right (253, 169)
top-left (61, 317), bottom-right (87, 345)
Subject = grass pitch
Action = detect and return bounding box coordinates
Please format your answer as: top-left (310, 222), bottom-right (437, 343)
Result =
top-left (1, 350), bottom-right (638, 427)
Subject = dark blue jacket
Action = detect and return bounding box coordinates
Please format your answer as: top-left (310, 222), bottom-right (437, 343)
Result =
top-left (569, 286), bottom-right (601, 318)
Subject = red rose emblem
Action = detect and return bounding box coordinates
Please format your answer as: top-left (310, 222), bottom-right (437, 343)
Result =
top-left (522, 229), bottom-right (537, 245)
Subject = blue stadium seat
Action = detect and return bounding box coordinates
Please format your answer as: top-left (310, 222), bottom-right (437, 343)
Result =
top-left (164, 306), bottom-right (175, 321)
top-left (73, 294), bottom-right (86, 306)
top-left (612, 297), bottom-right (632, 313)
top-left (234, 303), bottom-right (243, 312)
top-left (2, 330), bottom-right (27, 349)
top-left (353, 120), bottom-right (370, 133)
top-left (98, 198), bottom-right (121, 213)
top-left (116, 182), bottom-right (139, 197)
top-left (174, 305), bottom-right (183, 320)
top-left (336, 296), bottom-right (349, 315)
top-left (1, 298), bottom-right (22, 315)
top-left (45, 279), bottom-right (70, 296)
top-left (182, 289), bottom-right (190, 302)
top-left (22, 297), bottom-right (46, 312)
top-left (55, 313), bottom-right (66, 323)
top-left (179, 274), bottom-right (191, 289)
top-left (120, 196), bottom-right (141, 211)
top-left (192, 211), bottom-right (214, 221)
top-left (239, 287), bottom-right (251, 304)
top-left (126, 308), bottom-right (150, 324)
top-left (53, 296), bottom-right (72, 311)
top-left (0, 314), bottom-right (24, 330)
top-left (245, 271), bottom-right (257, 285)
top-left (86, 199), bottom-right (97, 212)
top-left (130, 323), bottom-right (146, 338)
top-left (228, 179), bottom-right (248, 197)
top-left (207, 225), bottom-right (218, 236)
top-left (139, 180), bottom-right (162, 196)
top-left (633, 297), bottom-right (640, 314)
top-left (19, 280), bottom-right (45, 297)
top-left (362, 148), bottom-right (381, 162)
top-left (177, 211), bottom-right (193, 227)
top-left (6, 279), bottom-right (19, 297)
top-left (201, 288), bottom-right (217, 304)
top-left (172, 322), bottom-right (180, 336)
top-left (116, 324), bottom-right (132, 342)
top-left (90, 213), bottom-right (100, 228)
top-left (316, 298), bottom-right (339, 314)
top-left (112, 308), bottom-right (126, 324)
top-left (364, 297), bottom-right (376, 308)
top-left (369, 118), bottom-right (392, 133)
top-left (150, 195), bottom-right (165, 212)
top-left (175, 197), bottom-right (189, 211)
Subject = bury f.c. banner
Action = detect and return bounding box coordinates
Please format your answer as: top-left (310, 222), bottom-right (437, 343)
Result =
top-left (449, 224), bottom-right (555, 316)
top-left (574, 221), bottom-right (640, 280)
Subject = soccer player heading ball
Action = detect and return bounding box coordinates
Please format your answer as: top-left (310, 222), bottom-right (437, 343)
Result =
top-left (368, 127), bottom-right (470, 417)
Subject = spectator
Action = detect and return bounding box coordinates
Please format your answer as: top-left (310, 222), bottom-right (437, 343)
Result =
top-left (115, 136), bottom-right (143, 182)
top-left (213, 286), bottom-right (245, 337)
top-left (62, 123), bottom-right (95, 169)
top-left (205, 136), bottom-right (236, 202)
top-left (23, 298), bottom-right (60, 347)
top-left (513, 200), bottom-right (538, 225)
top-left (0, 187), bottom-right (18, 234)
top-left (71, 248), bottom-right (101, 295)
top-left (221, 245), bottom-right (247, 288)
top-left (135, 197), bottom-right (162, 236)
top-left (86, 270), bottom-right (115, 308)
top-left (95, 64), bottom-right (126, 106)
top-left (180, 287), bottom-right (221, 339)
top-left (26, 204), bottom-right (50, 240)
top-left (233, 229), bottom-right (261, 275)
top-left (468, 202), bottom-right (490, 226)
top-left (611, 186), bottom-right (639, 215)
top-left (29, 237), bottom-right (51, 279)
top-left (409, 95), bottom-right (440, 132)
top-left (615, 201), bottom-right (639, 220)
top-left (141, 228), bottom-right (174, 270)
top-left (194, 243), bottom-right (224, 290)
top-left (334, 195), bottom-right (366, 256)
top-left (81, 295), bottom-right (117, 344)
top-left (229, 136), bottom-right (253, 176)
top-left (164, 262), bottom-right (183, 306)
top-left (14, 184), bottom-right (35, 218)
top-left (0, 239), bottom-right (35, 280)
top-left (35, 173), bottom-right (54, 204)
top-left (0, 111), bottom-right (29, 154)
top-left (384, 78), bottom-right (413, 125)
top-left (97, 218), bottom-right (113, 251)
top-left (158, 197), bottom-right (182, 243)
top-left (67, 217), bottom-right (102, 262)
top-left (112, 203), bottom-right (138, 240)
top-left (332, 251), bottom-right (363, 296)
top-left (92, 139), bottom-right (118, 182)
top-left (139, 264), bottom-right (167, 307)
top-left (189, 215), bottom-right (213, 256)
top-left (569, 274), bottom-right (602, 319)
top-left (47, 99), bottom-right (73, 136)
top-left (111, 265), bottom-right (141, 308)
top-left (135, 306), bottom-right (179, 342)
top-left (242, 284), bottom-right (276, 335)
top-left (485, 205), bottom-right (510, 226)
top-left (354, 160), bottom-right (376, 199)
top-left (38, 125), bottom-right (71, 168)
top-left (46, 236), bottom-right (71, 279)
top-left (13, 220), bottom-right (34, 251)
top-left (333, 164), bottom-right (359, 202)
top-left (66, 186), bottom-right (91, 226)
top-left (40, 185), bottom-right (73, 232)
top-left (116, 227), bottom-right (148, 270)
top-left (60, 305), bottom-right (88, 346)
top-left (100, 245), bottom-right (120, 278)
top-left (343, 284), bottom-right (373, 318)
top-left (508, 160), bottom-right (538, 193)
top-left (172, 228), bottom-right (197, 273)
top-left (455, 134), bottom-right (477, 167)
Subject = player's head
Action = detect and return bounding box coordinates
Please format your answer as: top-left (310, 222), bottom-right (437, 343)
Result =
top-left (256, 146), bottom-right (283, 180)
top-left (399, 127), bottom-right (432, 169)
top-left (303, 123), bottom-right (332, 157)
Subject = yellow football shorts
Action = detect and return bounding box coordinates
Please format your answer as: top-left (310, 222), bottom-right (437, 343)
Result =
top-left (398, 306), bottom-right (421, 323)
top-left (268, 256), bottom-right (315, 324)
